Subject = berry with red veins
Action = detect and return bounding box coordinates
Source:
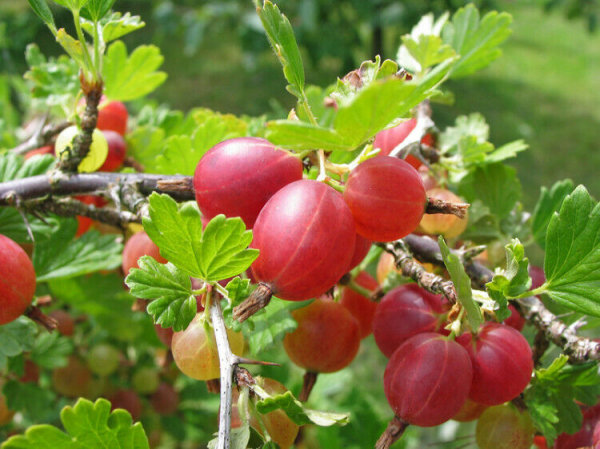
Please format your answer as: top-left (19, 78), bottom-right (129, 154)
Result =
top-left (97, 99), bottom-right (128, 136)
top-left (340, 271), bottom-right (379, 338)
top-left (122, 231), bottom-right (167, 275)
top-left (460, 322), bottom-right (533, 406)
top-left (452, 398), bottom-right (487, 422)
top-left (554, 403), bottom-right (600, 449)
top-left (171, 313), bottom-right (244, 380)
top-left (99, 130), bottom-right (127, 172)
top-left (374, 118), bottom-right (421, 168)
top-left (384, 332), bottom-right (473, 427)
top-left (194, 137), bottom-right (303, 228)
top-left (283, 297), bottom-right (360, 373)
top-left (0, 234), bottom-right (36, 325)
top-left (344, 156), bottom-right (426, 242)
top-left (251, 179), bottom-right (356, 301)
top-left (373, 284), bottom-right (448, 357)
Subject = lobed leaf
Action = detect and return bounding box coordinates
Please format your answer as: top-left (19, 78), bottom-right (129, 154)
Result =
top-left (543, 186), bottom-right (600, 316)
top-left (1, 398), bottom-right (150, 449)
top-left (30, 331), bottom-right (74, 369)
top-left (125, 257), bottom-right (196, 332)
top-left (33, 223), bottom-right (122, 282)
top-left (442, 5), bottom-right (512, 79)
top-left (531, 179), bottom-right (576, 249)
top-left (0, 319), bottom-right (37, 371)
top-left (103, 41), bottom-right (167, 101)
top-left (27, 0), bottom-right (56, 32)
top-left (257, 0), bottom-right (305, 99)
top-left (82, 12), bottom-right (144, 43)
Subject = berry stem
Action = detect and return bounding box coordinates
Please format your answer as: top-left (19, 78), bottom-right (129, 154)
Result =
top-left (374, 416), bottom-right (409, 449)
top-left (298, 371), bottom-right (318, 402)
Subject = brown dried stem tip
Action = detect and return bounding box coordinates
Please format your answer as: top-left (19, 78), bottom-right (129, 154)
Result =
top-left (25, 305), bottom-right (58, 332)
top-left (375, 416), bottom-right (409, 449)
top-left (233, 283), bottom-right (273, 322)
top-left (425, 197), bottom-right (470, 219)
top-left (298, 371), bottom-right (319, 403)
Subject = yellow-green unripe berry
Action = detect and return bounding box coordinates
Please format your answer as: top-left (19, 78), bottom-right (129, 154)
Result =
top-left (476, 404), bottom-right (535, 449)
top-left (55, 126), bottom-right (108, 173)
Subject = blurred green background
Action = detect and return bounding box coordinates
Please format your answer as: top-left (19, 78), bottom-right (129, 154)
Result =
top-left (2, 0), bottom-right (600, 207)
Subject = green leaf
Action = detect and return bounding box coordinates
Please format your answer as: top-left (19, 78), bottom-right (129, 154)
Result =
top-left (442, 5), bottom-right (512, 79)
top-left (27, 0), bottom-right (56, 32)
top-left (244, 297), bottom-right (308, 354)
top-left (30, 331), bottom-right (74, 369)
top-left (0, 319), bottom-right (37, 371)
top-left (440, 113), bottom-right (489, 152)
top-left (266, 120), bottom-right (350, 152)
top-left (402, 35), bottom-right (456, 72)
top-left (525, 355), bottom-right (600, 445)
top-left (48, 273), bottom-right (152, 342)
top-left (55, 29), bottom-right (88, 70)
top-left (0, 151), bottom-right (55, 182)
top-left (82, 0), bottom-right (116, 22)
top-left (125, 257), bottom-right (197, 332)
top-left (333, 79), bottom-right (418, 148)
top-left (531, 180), bottom-right (576, 249)
top-left (82, 12), bottom-right (144, 43)
top-left (143, 195), bottom-right (258, 282)
top-left (33, 221), bottom-right (122, 282)
top-left (486, 140), bottom-right (528, 163)
top-left (2, 398), bottom-right (150, 449)
top-left (485, 240), bottom-right (531, 321)
top-left (257, 0), bottom-right (305, 99)
top-left (3, 381), bottom-right (56, 422)
top-left (459, 164), bottom-right (521, 220)
top-left (207, 424), bottom-right (250, 449)
top-left (24, 44), bottom-right (80, 114)
top-left (542, 186), bottom-right (600, 316)
top-left (103, 41), bottom-right (167, 101)
top-left (125, 125), bottom-right (165, 170)
top-left (438, 236), bottom-right (483, 331)
top-left (254, 389), bottom-right (349, 427)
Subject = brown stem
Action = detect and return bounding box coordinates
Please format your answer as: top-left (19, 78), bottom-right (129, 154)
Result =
top-left (206, 379), bottom-right (221, 394)
top-left (56, 77), bottom-right (103, 172)
top-left (425, 197), bottom-right (470, 219)
top-left (375, 416), bottom-right (409, 449)
top-left (25, 306), bottom-right (58, 331)
top-left (298, 371), bottom-right (318, 402)
top-left (233, 283), bottom-right (273, 322)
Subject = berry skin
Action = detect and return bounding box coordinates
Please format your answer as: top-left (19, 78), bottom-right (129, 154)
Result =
top-left (504, 304), bottom-right (526, 331)
top-left (55, 126), bottom-right (108, 173)
top-left (384, 332), bottom-right (473, 427)
top-left (194, 137), bottom-right (303, 228)
top-left (132, 366), bottom-right (160, 395)
top-left (373, 118), bottom-right (421, 169)
top-left (122, 231), bottom-right (167, 275)
top-left (283, 297), bottom-right (360, 373)
top-left (99, 130), bottom-right (127, 172)
top-left (87, 344), bottom-right (121, 377)
top-left (347, 234), bottom-right (372, 271)
top-left (24, 145), bottom-right (54, 160)
top-left (97, 99), bottom-right (128, 135)
top-left (452, 398), bottom-right (488, 422)
top-left (251, 179), bottom-right (356, 301)
top-left (150, 383), bottom-right (179, 415)
top-left (373, 284), bottom-right (447, 357)
top-left (554, 403), bottom-right (600, 449)
top-left (52, 356), bottom-right (93, 398)
top-left (529, 265), bottom-right (546, 290)
top-left (417, 188), bottom-right (468, 238)
top-left (0, 234), bottom-right (36, 325)
top-left (171, 314), bottom-right (244, 380)
top-left (340, 271), bottom-right (379, 338)
top-left (475, 404), bottom-right (535, 449)
top-left (461, 322), bottom-right (533, 406)
top-left (109, 389), bottom-right (143, 420)
top-left (344, 156), bottom-right (426, 242)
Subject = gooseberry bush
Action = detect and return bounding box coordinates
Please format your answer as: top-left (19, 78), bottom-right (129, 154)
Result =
top-left (0, 1), bottom-right (600, 448)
